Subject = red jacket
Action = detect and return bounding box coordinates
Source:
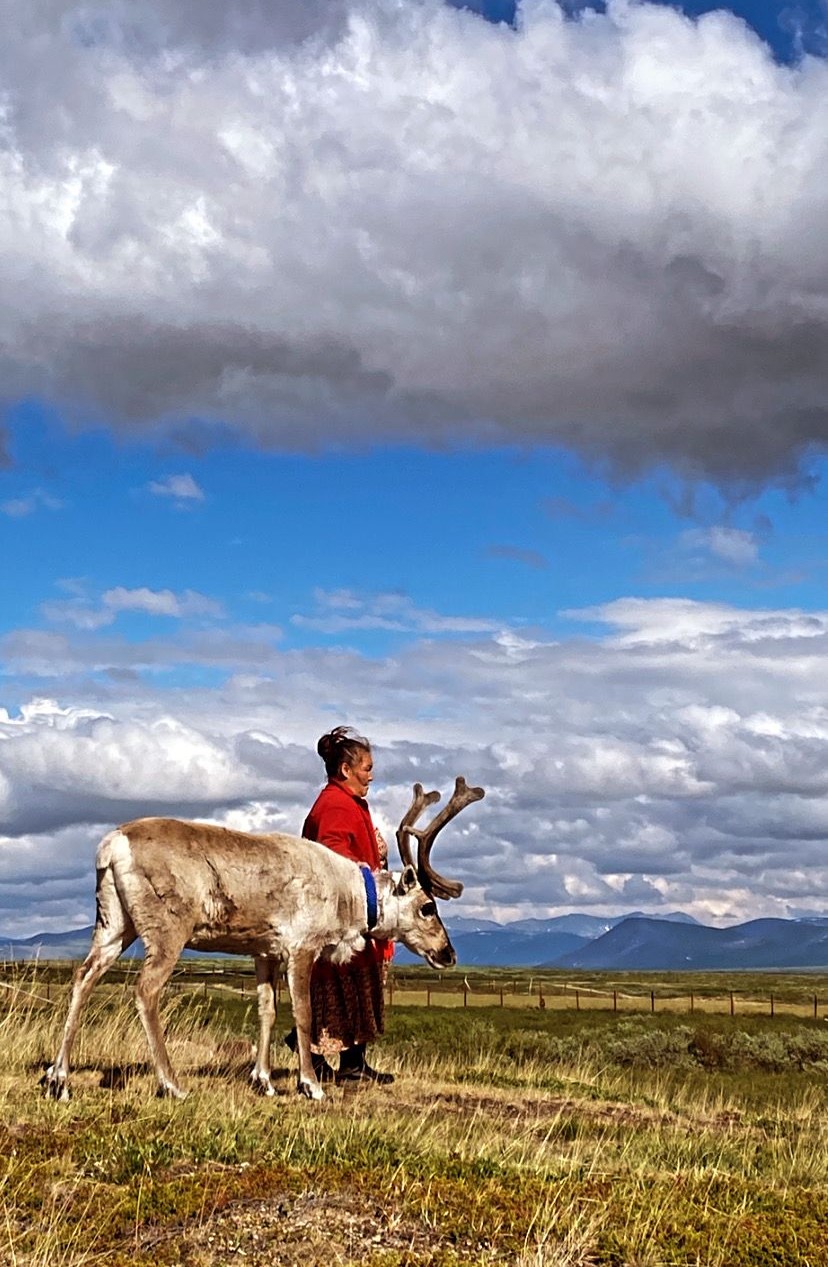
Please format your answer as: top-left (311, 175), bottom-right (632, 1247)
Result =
top-left (303, 780), bottom-right (391, 962)
top-left (302, 780), bottom-right (381, 868)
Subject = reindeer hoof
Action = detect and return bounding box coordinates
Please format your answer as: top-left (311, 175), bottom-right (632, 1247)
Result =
top-left (155, 1084), bottom-right (189, 1101)
top-left (42, 1078), bottom-right (70, 1101)
top-left (250, 1072), bottom-right (276, 1097)
top-left (41, 1067), bottom-right (70, 1101)
top-left (297, 1079), bottom-right (325, 1101)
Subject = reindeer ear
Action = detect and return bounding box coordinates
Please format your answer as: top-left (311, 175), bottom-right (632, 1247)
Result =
top-left (394, 865), bottom-right (418, 896)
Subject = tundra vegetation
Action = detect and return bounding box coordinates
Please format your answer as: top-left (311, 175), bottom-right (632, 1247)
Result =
top-left (5, 964), bottom-right (828, 1266)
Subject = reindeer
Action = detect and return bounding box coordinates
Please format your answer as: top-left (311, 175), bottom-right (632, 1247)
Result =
top-left (43, 777), bottom-right (483, 1101)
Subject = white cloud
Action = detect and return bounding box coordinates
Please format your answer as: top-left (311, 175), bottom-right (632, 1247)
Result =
top-left (6, 594), bottom-right (828, 931)
top-left (148, 473), bottom-right (205, 502)
top-left (291, 588), bottom-right (502, 635)
top-left (1, 489), bottom-right (63, 518)
top-left (102, 586), bottom-right (222, 618)
top-left (0, 704), bottom-right (283, 836)
top-left (2, 1), bottom-right (828, 484)
top-left (567, 596), bottom-right (828, 646)
top-left (681, 525), bottom-right (760, 567)
top-left (41, 582), bottom-right (225, 628)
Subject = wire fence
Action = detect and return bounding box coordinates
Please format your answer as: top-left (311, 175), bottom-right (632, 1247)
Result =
top-left (386, 977), bottom-right (828, 1019)
top-left (3, 960), bottom-right (828, 1021)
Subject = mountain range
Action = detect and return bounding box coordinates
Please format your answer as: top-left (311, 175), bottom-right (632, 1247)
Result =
top-left (6, 910), bottom-right (828, 969)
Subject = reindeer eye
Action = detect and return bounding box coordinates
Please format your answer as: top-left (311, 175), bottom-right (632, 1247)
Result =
top-left (420, 901), bottom-right (437, 918)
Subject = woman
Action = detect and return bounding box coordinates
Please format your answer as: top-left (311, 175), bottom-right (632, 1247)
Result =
top-left (291, 725), bottom-right (394, 1085)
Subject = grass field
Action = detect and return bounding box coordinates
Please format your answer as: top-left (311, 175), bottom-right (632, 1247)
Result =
top-left (4, 965), bottom-right (828, 1265)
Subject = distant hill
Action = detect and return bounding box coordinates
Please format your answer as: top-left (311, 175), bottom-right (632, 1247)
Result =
top-left (0, 927), bottom-right (209, 963)
top-left (554, 916), bottom-right (828, 970)
top-left (440, 916), bottom-right (504, 934)
top-left (6, 911), bottom-right (828, 970)
top-left (1, 927), bottom-right (100, 962)
top-left (441, 928), bottom-right (587, 968)
top-left (506, 915), bottom-right (619, 938)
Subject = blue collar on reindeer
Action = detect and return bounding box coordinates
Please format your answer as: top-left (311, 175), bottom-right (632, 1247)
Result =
top-left (360, 864), bottom-right (378, 931)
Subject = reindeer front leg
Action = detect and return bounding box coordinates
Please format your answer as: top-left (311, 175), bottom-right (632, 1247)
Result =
top-left (286, 949), bottom-right (324, 1100)
top-left (251, 956), bottom-right (279, 1096)
top-left (135, 941), bottom-right (189, 1099)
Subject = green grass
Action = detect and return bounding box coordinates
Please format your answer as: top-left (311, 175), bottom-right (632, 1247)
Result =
top-left (5, 969), bottom-right (828, 1264)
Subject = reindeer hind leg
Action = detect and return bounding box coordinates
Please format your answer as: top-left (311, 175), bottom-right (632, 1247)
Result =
top-left (44, 873), bottom-right (137, 1100)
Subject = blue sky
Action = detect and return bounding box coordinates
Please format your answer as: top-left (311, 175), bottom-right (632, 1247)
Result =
top-left (6, 404), bottom-right (827, 677)
top-left (3, 0), bottom-right (828, 936)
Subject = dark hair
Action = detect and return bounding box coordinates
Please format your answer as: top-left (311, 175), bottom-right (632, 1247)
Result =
top-left (317, 726), bottom-right (371, 780)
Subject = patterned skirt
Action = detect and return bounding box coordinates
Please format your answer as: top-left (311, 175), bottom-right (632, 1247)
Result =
top-left (309, 946), bottom-right (386, 1055)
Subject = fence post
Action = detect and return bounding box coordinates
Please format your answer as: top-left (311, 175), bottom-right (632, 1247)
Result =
top-left (575, 989), bottom-right (580, 1011)
top-left (613, 989), bottom-right (617, 1012)
top-left (690, 992), bottom-right (694, 1014)
top-left (770, 993), bottom-right (774, 1018)
top-left (730, 991), bottom-right (735, 1017)
top-left (500, 987), bottom-right (504, 1008)
top-left (650, 991), bottom-right (655, 1014)
top-left (815, 994), bottom-right (819, 1020)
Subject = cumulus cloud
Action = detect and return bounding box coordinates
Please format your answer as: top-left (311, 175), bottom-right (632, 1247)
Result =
top-left (3, 0), bottom-right (828, 483)
top-left (0, 699), bottom-right (283, 836)
top-left (6, 594), bottom-right (828, 931)
top-left (41, 582), bottom-right (224, 628)
top-left (103, 585), bottom-right (222, 618)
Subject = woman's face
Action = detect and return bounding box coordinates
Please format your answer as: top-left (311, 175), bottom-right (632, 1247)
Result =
top-left (340, 750), bottom-right (373, 797)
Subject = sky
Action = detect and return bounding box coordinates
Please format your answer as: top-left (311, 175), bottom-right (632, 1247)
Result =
top-left (3, 0), bottom-right (828, 938)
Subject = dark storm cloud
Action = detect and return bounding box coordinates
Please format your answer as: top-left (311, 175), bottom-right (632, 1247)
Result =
top-left (3, 0), bottom-right (828, 482)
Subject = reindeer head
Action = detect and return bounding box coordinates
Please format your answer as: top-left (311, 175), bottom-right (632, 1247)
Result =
top-left (378, 776), bottom-right (484, 969)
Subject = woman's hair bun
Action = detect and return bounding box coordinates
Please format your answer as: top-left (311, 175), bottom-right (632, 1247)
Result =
top-left (317, 725), bottom-right (371, 778)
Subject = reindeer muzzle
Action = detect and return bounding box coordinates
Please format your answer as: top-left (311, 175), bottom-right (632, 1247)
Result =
top-left (429, 943), bottom-right (456, 969)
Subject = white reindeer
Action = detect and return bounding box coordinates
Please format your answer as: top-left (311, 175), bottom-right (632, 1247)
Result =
top-left (43, 778), bottom-right (483, 1101)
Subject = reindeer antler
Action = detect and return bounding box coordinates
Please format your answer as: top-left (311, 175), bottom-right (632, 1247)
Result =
top-left (396, 783), bottom-right (440, 873)
top-left (396, 776), bottom-right (485, 900)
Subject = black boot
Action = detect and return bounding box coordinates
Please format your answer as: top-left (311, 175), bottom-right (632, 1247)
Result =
top-left (336, 1043), bottom-right (394, 1085)
top-left (283, 1029), bottom-right (335, 1082)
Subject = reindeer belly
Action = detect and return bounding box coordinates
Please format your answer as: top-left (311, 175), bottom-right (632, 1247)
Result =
top-left (186, 926), bottom-right (287, 957)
